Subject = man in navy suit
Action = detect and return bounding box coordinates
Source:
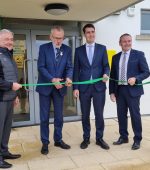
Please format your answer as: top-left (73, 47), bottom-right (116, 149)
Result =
top-left (73, 24), bottom-right (110, 150)
top-left (36, 26), bottom-right (73, 154)
top-left (109, 33), bottom-right (150, 150)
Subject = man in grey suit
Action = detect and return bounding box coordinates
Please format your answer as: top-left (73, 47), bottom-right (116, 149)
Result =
top-left (0, 29), bottom-right (22, 168)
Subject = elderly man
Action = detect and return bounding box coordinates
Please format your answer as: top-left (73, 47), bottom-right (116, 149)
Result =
top-left (0, 29), bottom-right (22, 168)
top-left (36, 26), bottom-right (73, 155)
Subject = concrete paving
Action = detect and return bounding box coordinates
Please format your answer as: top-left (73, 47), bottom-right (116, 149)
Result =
top-left (7, 116), bottom-right (150, 170)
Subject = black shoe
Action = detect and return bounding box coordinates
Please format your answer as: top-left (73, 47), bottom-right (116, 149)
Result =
top-left (3, 152), bottom-right (21, 159)
top-left (0, 159), bottom-right (12, 168)
top-left (113, 137), bottom-right (129, 145)
top-left (96, 138), bottom-right (110, 150)
top-left (41, 144), bottom-right (49, 155)
top-left (131, 142), bottom-right (140, 150)
top-left (54, 140), bottom-right (71, 149)
top-left (80, 140), bottom-right (90, 149)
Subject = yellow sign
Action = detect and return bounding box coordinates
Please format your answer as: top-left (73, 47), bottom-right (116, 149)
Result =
top-left (13, 55), bottom-right (24, 69)
top-left (107, 50), bottom-right (116, 68)
top-left (13, 40), bottom-right (26, 69)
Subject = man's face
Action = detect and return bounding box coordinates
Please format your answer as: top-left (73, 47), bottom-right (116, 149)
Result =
top-left (119, 35), bottom-right (132, 52)
top-left (84, 27), bottom-right (95, 44)
top-left (0, 32), bottom-right (14, 51)
top-left (50, 29), bottom-right (64, 48)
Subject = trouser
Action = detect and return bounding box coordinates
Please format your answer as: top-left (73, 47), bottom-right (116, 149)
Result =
top-left (0, 101), bottom-right (13, 156)
top-left (79, 85), bottom-right (105, 141)
top-left (116, 86), bottom-right (142, 142)
top-left (39, 88), bottom-right (64, 144)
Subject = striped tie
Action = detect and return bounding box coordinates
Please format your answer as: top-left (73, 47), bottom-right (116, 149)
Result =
top-left (56, 48), bottom-right (61, 62)
top-left (120, 52), bottom-right (127, 85)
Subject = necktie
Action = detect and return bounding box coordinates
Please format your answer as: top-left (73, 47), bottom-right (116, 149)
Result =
top-left (56, 48), bottom-right (61, 62)
top-left (88, 45), bottom-right (93, 65)
top-left (120, 52), bottom-right (127, 85)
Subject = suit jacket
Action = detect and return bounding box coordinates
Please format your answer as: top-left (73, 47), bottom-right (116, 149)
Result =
top-left (109, 49), bottom-right (150, 97)
top-left (73, 43), bottom-right (110, 93)
top-left (36, 42), bottom-right (73, 96)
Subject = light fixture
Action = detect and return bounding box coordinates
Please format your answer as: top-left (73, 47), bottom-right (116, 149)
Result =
top-left (44, 3), bottom-right (69, 15)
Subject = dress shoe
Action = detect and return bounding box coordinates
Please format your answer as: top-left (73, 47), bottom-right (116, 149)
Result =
top-left (131, 142), bottom-right (140, 150)
top-left (80, 140), bottom-right (90, 149)
top-left (41, 144), bottom-right (49, 155)
top-left (3, 152), bottom-right (21, 159)
top-left (54, 140), bottom-right (71, 149)
top-left (113, 137), bottom-right (129, 145)
top-left (96, 138), bottom-right (110, 150)
top-left (0, 159), bottom-right (12, 168)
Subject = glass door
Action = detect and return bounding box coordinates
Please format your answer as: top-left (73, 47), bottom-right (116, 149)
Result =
top-left (31, 31), bottom-right (81, 124)
top-left (12, 30), bottom-right (35, 126)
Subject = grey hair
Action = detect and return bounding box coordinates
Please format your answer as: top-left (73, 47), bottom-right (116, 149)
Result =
top-left (50, 26), bottom-right (64, 35)
top-left (0, 29), bottom-right (14, 37)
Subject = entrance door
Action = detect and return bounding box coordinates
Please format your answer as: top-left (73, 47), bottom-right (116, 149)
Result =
top-left (12, 30), bottom-right (35, 126)
top-left (12, 30), bottom-right (81, 126)
top-left (31, 30), bottom-right (81, 124)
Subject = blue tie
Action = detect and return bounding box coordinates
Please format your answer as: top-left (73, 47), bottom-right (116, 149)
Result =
top-left (88, 45), bottom-right (93, 65)
top-left (56, 48), bottom-right (61, 62)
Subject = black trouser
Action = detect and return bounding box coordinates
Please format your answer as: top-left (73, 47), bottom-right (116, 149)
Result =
top-left (0, 101), bottom-right (13, 157)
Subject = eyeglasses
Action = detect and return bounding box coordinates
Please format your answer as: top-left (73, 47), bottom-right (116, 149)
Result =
top-left (52, 35), bottom-right (64, 40)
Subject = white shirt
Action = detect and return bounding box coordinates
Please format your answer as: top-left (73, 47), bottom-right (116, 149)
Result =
top-left (118, 49), bottom-right (131, 85)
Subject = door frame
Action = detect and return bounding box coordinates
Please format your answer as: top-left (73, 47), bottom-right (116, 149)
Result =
top-left (12, 29), bottom-right (81, 127)
top-left (12, 29), bottom-right (35, 127)
top-left (31, 30), bottom-right (81, 124)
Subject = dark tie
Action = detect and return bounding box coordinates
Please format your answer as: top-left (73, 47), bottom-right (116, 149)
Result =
top-left (120, 52), bottom-right (127, 84)
top-left (56, 48), bottom-right (61, 62)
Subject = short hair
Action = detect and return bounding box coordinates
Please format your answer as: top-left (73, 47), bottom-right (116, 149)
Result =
top-left (0, 29), bottom-right (14, 37)
top-left (82, 24), bottom-right (95, 34)
top-left (119, 33), bottom-right (132, 42)
top-left (50, 26), bottom-right (64, 35)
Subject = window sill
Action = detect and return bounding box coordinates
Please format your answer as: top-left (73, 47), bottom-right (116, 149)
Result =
top-left (136, 34), bottom-right (150, 40)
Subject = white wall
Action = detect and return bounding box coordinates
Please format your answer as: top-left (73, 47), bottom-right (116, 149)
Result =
top-left (90, 0), bottom-right (150, 118)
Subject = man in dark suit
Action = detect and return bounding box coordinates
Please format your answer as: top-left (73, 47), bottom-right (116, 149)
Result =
top-left (36, 26), bottom-right (73, 155)
top-left (73, 24), bottom-right (110, 150)
top-left (109, 33), bottom-right (150, 150)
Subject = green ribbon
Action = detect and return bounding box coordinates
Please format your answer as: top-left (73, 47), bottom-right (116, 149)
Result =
top-left (109, 78), bottom-right (150, 86)
top-left (21, 78), bottom-right (104, 87)
top-left (21, 77), bottom-right (150, 87)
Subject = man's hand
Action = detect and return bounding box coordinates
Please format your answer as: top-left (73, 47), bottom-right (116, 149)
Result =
top-left (102, 74), bottom-right (109, 83)
top-left (128, 77), bottom-right (136, 86)
top-left (110, 93), bottom-right (116, 102)
top-left (14, 96), bottom-right (20, 106)
top-left (65, 78), bottom-right (72, 87)
top-left (73, 90), bottom-right (79, 98)
top-left (12, 83), bottom-right (22, 91)
top-left (52, 78), bottom-right (63, 89)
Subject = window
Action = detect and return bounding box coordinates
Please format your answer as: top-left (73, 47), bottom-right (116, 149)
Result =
top-left (141, 9), bottom-right (150, 34)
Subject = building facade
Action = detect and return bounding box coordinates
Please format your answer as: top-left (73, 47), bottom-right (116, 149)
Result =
top-left (90, 0), bottom-right (150, 119)
top-left (0, 0), bottom-right (144, 126)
